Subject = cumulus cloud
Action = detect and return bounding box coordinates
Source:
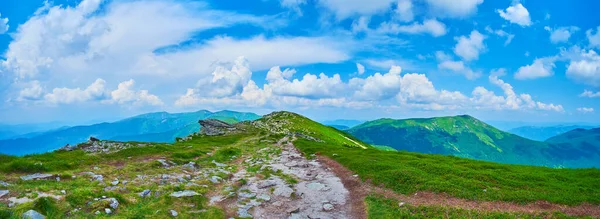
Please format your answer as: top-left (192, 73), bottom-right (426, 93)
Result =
top-left (424, 0), bottom-right (483, 18)
top-left (0, 13), bottom-right (8, 34)
top-left (394, 0), bottom-right (414, 22)
top-left (514, 57), bottom-right (556, 80)
top-left (317, 0), bottom-right (396, 20)
top-left (577, 107), bottom-right (594, 113)
top-left (497, 3), bottom-right (532, 27)
top-left (350, 66), bottom-right (403, 101)
top-left (454, 30), bottom-right (486, 61)
top-left (544, 26), bottom-right (579, 44)
top-left (280, 0), bottom-right (308, 15)
top-left (108, 80), bottom-right (163, 106)
top-left (586, 26), bottom-right (600, 49)
top-left (17, 81), bottom-right (44, 101)
top-left (43, 79), bottom-right (108, 104)
top-left (435, 51), bottom-right (480, 79)
top-left (565, 48), bottom-right (600, 87)
top-left (377, 19), bottom-right (447, 37)
top-left (356, 63), bottom-right (365, 74)
top-left (485, 26), bottom-right (514, 46)
top-left (580, 90), bottom-right (600, 98)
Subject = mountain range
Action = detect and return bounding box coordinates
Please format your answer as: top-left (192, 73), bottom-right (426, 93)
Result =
top-left (0, 110), bottom-right (260, 156)
top-left (507, 125), bottom-right (595, 141)
top-left (346, 115), bottom-right (600, 168)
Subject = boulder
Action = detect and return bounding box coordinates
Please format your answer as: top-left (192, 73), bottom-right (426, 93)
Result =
top-left (0, 190), bottom-right (8, 198)
top-left (170, 190), bottom-right (200, 198)
top-left (139, 190), bottom-right (151, 198)
top-left (0, 180), bottom-right (9, 187)
top-left (199, 119), bottom-right (237, 136)
top-left (22, 210), bottom-right (46, 219)
top-left (20, 173), bottom-right (53, 181)
top-left (170, 210), bottom-right (178, 217)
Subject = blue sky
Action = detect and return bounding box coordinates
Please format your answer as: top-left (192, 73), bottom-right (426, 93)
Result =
top-left (0, 0), bottom-right (599, 124)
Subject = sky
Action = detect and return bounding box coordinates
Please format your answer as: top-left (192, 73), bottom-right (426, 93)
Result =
top-left (0, 0), bottom-right (599, 124)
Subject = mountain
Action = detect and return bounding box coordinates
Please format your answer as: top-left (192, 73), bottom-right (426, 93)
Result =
top-left (346, 115), bottom-right (600, 168)
top-left (0, 110), bottom-right (261, 156)
top-left (328, 125), bottom-right (350, 130)
top-left (1, 111), bottom-right (597, 218)
top-left (508, 125), bottom-right (595, 141)
top-left (544, 128), bottom-right (600, 162)
top-left (321, 119), bottom-right (364, 129)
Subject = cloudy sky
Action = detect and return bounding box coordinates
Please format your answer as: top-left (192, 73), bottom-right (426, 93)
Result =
top-left (0, 0), bottom-right (599, 124)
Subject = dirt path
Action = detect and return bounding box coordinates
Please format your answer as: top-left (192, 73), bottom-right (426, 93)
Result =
top-left (318, 155), bottom-right (600, 218)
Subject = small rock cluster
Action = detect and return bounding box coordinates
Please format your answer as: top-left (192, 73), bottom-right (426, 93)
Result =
top-left (198, 119), bottom-right (238, 136)
top-left (57, 137), bottom-right (151, 154)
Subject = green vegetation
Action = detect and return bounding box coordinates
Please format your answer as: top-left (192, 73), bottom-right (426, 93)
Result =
top-left (262, 112), bottom-right (600, 206)
top-left (347, 115), bottom-right (600, 168)
top-left (365, 196), bottom-right (585, 219)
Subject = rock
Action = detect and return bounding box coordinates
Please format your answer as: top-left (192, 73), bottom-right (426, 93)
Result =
top-left (212, 160), bottom-right (227, 167)
top-left (107, 198), bottom-right (119, 209)
top-left (111, 180), bottom-right (119, 186)
top-left (83, 172), bottom-right (104, 182)
top-left (95, 211), bottom-right (101, 215)
top-left (170, 190), bottom-right (200, 198)
top-left (0, 190), bottom-right (8, 198)
top-left (199, 119), bottom-right (238, 136)
top-left (306, 182), bottom-right (325, 190)
top-left (157, 159), bottom-right (174, 168)
top-left (210, 176), bottom-right (222, 184)
top-left (183, 162), bottom-right (196, 170)
top-left (273, 186), bottom-right (294, 198)
top-left (139, 189), bottom-right (151, 198)
top-left (209, 195), bottom-right (225, 205)
top-left (57, 144), bottom-right (77, 152)
top-left (238, 192), bottom-right (256, 199)
top-left (55, 177), bottom-right (60, 182)
top-left (89, 137), bottom-right (100, 143)
top-left (0, 180), bottom-right (9, 187)
top-left (398, 202), bottom-right (405, 207)
top-left (170, 210), bottom-right (178, 217)
top-left (352, 174), bottom-right (359, 177)
top-left (257, 194), bottom-right (271, 201)
top-left (23, 210), bottom-right (46, 219)
top-left (105, 208), bottom-right (112, 214)
top-left (61, 190), bottom-right (66, 195)
top-left (257, 180), bottom-right (277, 189)
top-left (288, 207), bottom-right (300, 214)
top-left (322, 203), bottom-right (334, 211)
top-left (237, 206), bottom-right (253, 218)
top-left (20, 173), bottom-right (53, 181)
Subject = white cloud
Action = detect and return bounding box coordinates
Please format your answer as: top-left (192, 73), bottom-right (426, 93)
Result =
top-left (377, 19), bottom-right (447, 37)
top-left (454, 30), bottom-right (486, 61)
top-left (580, 90), bottom-right (600, 98)
top-left (317, 0), bottom-right (396, 20)
top-left (394, 0), bottom-right (414, 22)
top-left (397, 73), bottom-right (468, 109)
top-left (514, 57), bottom-right (556, 80)
top-left (565, 49), bottom-right (600, 87)
top-left (351, 16), bottom-right (370, 33)
top-left (435, 51), bottom-right (480, 79)
top-left (44, 79), bottom-right (108, 104)
top-left (424, 0), bottom-right (483, 18)
top-left (544, 26), bottom-right (579, 44)
top-left (0, 13), bottom-right (8, 34)
top-left (356, 63), bottom-right (365, 74)
top-left (485, 26), bottom-right (514, 46)
top-left (350, 66), bottom-right (403, 101)
top-left (109, 80), bottom-right (163, 106)
top-left (586, 26), bottom-right (600, 49)
top-left (577, 107), bottom-right (594, 113)
top-left (17, 81), bottom-right (44, 101)
top-left (497, 3), bottom-right (532, 27)
top-left (280, 0), bottom-right (307, 15)
top-left (267, 67), bottom-right (346, 99)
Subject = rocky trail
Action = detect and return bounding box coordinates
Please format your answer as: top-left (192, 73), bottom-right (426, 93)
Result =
top-left (209, 136), bottom-right (352, 219)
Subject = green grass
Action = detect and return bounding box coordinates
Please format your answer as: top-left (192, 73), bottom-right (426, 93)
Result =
top-left (366, 196), bottom-right (586, 219)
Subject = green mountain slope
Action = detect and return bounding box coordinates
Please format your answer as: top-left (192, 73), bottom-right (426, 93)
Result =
top-left (544, 128), bottom-right (600, 162)
top-left (0, 110), bottom-right (260, 156)
top-left (508, 125), bottom-right (594, 141)
top-left (347, 115), bottom-right (599, 168)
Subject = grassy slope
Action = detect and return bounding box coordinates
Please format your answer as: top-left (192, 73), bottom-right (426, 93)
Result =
top-left (266, 113), bottom-right (600, 206)
top-left (347, 115), bottom-right (599, 168)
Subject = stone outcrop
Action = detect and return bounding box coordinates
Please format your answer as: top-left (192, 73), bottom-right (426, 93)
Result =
top-left (199, 119), bottom-right (237, 136)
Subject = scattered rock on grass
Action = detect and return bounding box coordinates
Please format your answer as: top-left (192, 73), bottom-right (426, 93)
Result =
top-left (170, 190), bottom-right (200, 198)
top-left (0, 180), bottom-right (9, 186)
top-left (0, 190), bottom-right (8, 198)
top-left (22, 210), bottom-right (46, 219)
top-left (139, 190), bottom-right (151, 198)
top-left (322, 203), bottom-right (334, 211)
top-left (20, 173), bottom-right (53, 181)
top-left (170, 210), bottom-right (178, 217)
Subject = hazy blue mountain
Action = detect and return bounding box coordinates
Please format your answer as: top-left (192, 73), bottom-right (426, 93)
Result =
top-left (347, 115), bottom-right (600, 168)
top-left (0, 110), bottom-right (261, 156)
top-left (545, 128), bottom-right (600, 162)
top-left (508, 125), bottom-right (595, 141)
top-left (329, 125), bottom-right (350, 130)
top-left (322, 119), bottom-right (365, 129)
top-left (0, 123), bottom-right (71, 140)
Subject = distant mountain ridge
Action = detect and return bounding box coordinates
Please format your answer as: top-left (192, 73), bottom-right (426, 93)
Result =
top-left (0, 110), bottom-right (261, 156)
top-left (507, 125), bottom-right (595, 141)
top-left (347, 115), bottom-right (600, 168)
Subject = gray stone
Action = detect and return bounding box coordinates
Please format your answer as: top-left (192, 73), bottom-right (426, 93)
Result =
top-left (257, 194), bottom-right (271, 201)
top-left (107, 198), bottom-right (119, 209)
top-left (273, 186), bottom-right (294, 198)
top-left (212, 160), bottom-right (227, 167)
top-left (170, 210), bottom-right (178, 217)
top-left (183, 162), bottom-right (196, 170)
top-left (20, 173), bottom-right (53, 181)
top-left (238, 192), bottom-right (256, 199)
top-left (22, 210), bottom-right (46, 219)
top-left (0, 180), bottom-right (9, 187)
top-left (0, 190), bottom-right (8, 198)
top-left (199, 119), bottom-right (237, 136)
top-left (139, 189), bottom-right (151, 198)
top-left (210, 176), bottom-right (222, 184)
top-left (170, 190), bottom-right (200, 198)
top-left (323, 203), bottom-right (334, 211)
top-left (288, 207), bottom-right (300, 214)
top-left (306, 182), bottom-right (325, 190)
top-left (105, 208), bottom-right (112, 214)
top-left (111, 180), bottom-right (119, 186)
top-left (257, 180), bottom-right (277, 189)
